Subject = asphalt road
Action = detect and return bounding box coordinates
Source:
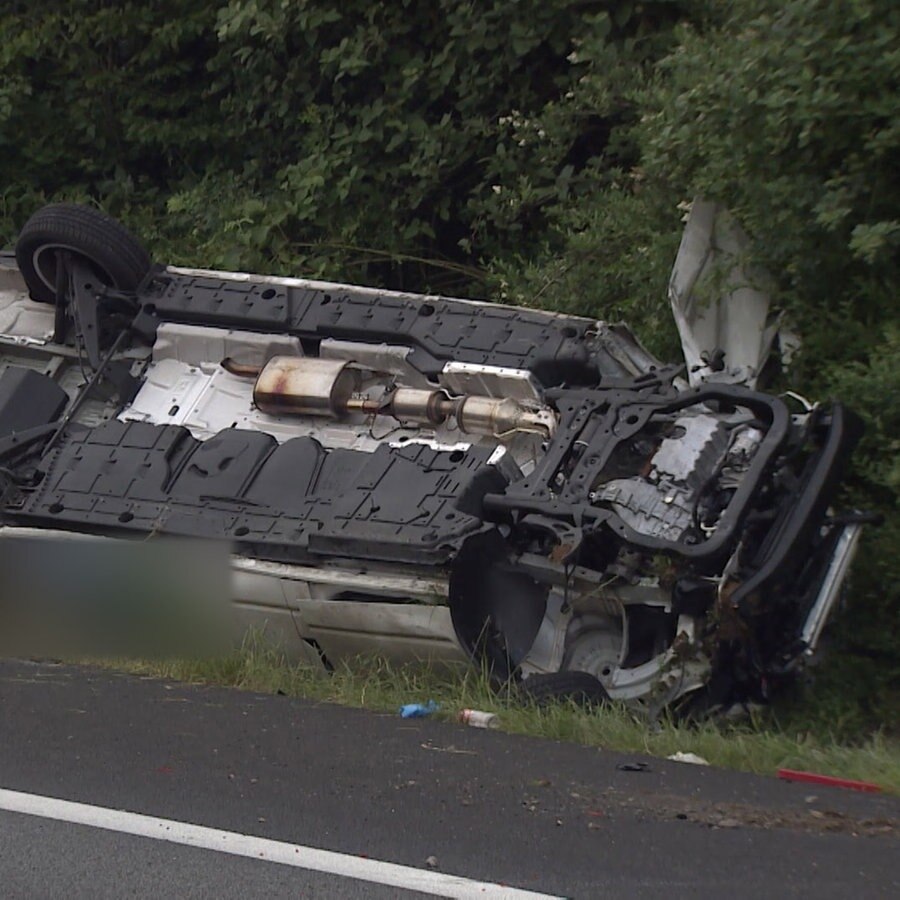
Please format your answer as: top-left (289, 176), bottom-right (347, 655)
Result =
top-left (0, 659), bottom-right (897, 898)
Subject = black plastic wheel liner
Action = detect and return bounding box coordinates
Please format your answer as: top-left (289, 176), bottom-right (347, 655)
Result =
top-left (449, 530), bottom-right (549, 680)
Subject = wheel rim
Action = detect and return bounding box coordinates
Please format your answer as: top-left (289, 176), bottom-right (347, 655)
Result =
top-left (563, 620), bottom-right (624, 691)
top-left (32, 244), bottom-right (117, 296)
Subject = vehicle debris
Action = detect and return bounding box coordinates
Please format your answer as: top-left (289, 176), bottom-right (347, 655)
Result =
top-left (420, 741), bottom-right (476, 755)
top-left (667, 752), bottom-right (710, 766)
top-left (0, 202), bottom-right (870, 714)
top-left (399, 701), bottom-right (438, 719)
top-left (777, 769), bottom-right (883, 794)
top-left (458, 709), bottom-right (499, 729)
top-left (616, 762), bottom-right (651, 773)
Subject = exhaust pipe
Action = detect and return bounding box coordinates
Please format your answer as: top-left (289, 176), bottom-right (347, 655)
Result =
top-left (223, 355), bottom-right (556, 438)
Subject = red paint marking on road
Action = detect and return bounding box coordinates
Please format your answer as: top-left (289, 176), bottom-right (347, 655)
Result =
top-left (777, 768), bottom-right (882, 793)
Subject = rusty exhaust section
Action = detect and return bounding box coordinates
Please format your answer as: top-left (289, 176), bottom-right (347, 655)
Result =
top-left (225, 355), bottom-right (556, 438)
top-left (252, 357), bottom-right (360, 417)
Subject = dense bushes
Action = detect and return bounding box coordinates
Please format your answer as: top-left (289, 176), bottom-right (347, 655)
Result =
top-left (1, 1), bottom-right (688, 285)
top-left (1, 0), bottom-right (897, 724)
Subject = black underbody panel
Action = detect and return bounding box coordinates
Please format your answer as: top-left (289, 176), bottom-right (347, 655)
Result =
top-left (13, 420), bottom-right (506, 566)
top-left (140, 272), bottom-right (645, 386)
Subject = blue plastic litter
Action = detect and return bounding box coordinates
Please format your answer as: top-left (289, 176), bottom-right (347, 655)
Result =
top-left (399, 700), bottom-right (439, 718)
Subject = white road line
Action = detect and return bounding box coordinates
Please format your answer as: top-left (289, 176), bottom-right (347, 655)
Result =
top-left (0, 787), bottom-right (561, 899)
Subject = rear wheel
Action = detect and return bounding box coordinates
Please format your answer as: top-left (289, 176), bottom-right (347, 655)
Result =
top-left (15, 203), bottom-right (152, 303)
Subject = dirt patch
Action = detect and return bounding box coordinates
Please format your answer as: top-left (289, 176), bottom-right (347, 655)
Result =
top-left (601, 788), bottom-right (898, 838)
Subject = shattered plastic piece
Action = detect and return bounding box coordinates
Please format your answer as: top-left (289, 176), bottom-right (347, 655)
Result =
top-left (777, 768), bottom-right (882, 793)
top-left (458, 709), bottom-right (499, 729)
top-left (667, 752), bottom-right (710, 766)
top-left (669, 198), bottom-right (780, 389)
top-left (617, 762), bottom-right (650, 772)
top-left (399, 700), bottom-right (438, 719)
top-left (420, 741), bottom-right (476, 755)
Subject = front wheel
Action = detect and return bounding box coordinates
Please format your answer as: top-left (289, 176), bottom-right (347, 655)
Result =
top-left (519, 671), bottom-right (610, 707)
top-left (15, 203), bottom-right (152, 303)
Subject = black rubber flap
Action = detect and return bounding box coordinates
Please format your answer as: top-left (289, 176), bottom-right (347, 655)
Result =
top-left (0, 367), bottom-right (68, 438)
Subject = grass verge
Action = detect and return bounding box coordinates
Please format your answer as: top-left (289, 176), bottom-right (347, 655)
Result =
top-left (87, 635), bottom-right (900, 795)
